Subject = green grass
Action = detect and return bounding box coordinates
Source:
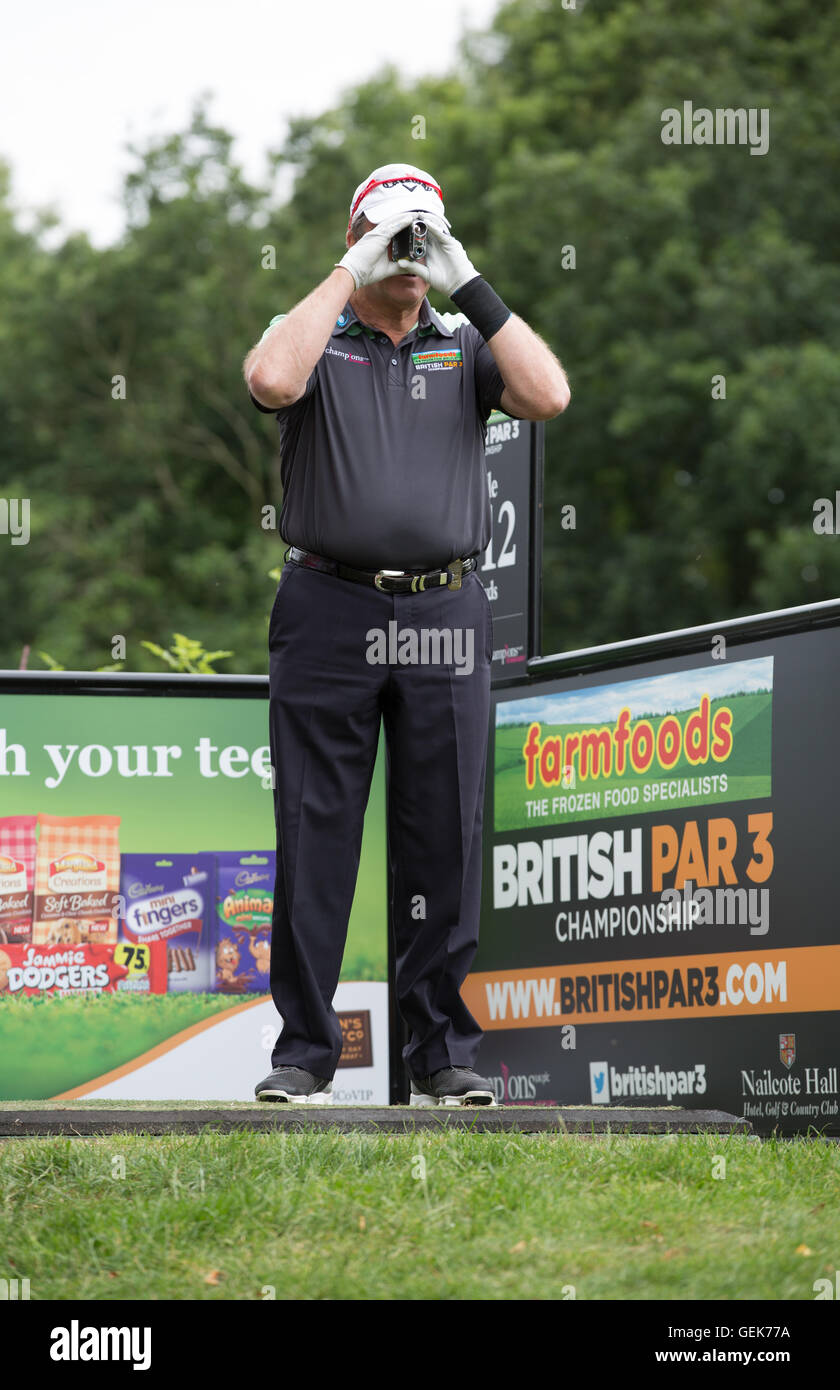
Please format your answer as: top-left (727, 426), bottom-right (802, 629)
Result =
top-left (1, 1130), bottom-right (837, 1300)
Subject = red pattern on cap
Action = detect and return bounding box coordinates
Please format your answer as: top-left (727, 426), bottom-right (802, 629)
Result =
top-left (347, 175), bottom-right (444, 235)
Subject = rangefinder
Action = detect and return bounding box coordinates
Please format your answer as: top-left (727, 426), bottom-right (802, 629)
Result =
top-left (389, 218), bottom-right (427, 262)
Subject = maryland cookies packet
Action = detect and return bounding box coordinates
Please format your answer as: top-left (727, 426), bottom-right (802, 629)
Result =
top-left (33, 814), bottom-right (121, 946)
top-left (0, 815), bottom-right (38, 944)
top-left (119, 854), bottom-right (214, 992)
top-left (213, 852), bottom-right (275, 993)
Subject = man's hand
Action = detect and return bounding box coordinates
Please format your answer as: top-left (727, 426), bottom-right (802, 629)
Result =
top-left (336, 210), bottom-right (423, 289)
top-left (412, 214), bottom-right (480, 297)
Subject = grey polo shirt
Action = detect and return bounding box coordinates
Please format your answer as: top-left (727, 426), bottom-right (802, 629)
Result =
top-left (249, 296), bottom-right (509, 570)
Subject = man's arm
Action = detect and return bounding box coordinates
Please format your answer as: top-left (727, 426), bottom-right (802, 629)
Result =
top-left (243, 267), bottom-right (354, 410)
top-left (420, 215), bottom-right (570, 422)
top-left (486, 315), bottom-right (570, 422)
top-left (244, 209), bottom-right (420, 409)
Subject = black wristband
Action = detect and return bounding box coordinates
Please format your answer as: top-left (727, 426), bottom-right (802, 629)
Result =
top-left (450, 275), bottom-right (511, 341)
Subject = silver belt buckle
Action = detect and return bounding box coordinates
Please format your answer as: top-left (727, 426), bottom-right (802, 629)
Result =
top-left (374, 568), bottom-right (405, 591)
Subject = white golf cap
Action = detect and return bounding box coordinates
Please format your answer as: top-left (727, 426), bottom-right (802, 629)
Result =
top-left (347, 163), bottom-right (449, 234)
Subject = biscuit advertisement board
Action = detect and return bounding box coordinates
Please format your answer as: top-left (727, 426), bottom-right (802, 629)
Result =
top-left (0, 678), bottom-right (388, 1102)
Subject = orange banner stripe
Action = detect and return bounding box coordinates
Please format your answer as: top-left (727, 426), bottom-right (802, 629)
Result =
top-left (463, 945), bottom-right (840, 1029)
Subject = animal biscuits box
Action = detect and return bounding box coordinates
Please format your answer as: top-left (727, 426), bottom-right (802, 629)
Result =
top-left (213, 852), bottom-right (275, 993)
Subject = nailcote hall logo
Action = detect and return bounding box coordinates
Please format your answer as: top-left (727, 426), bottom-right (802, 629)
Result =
top-left (780, 1033), bottom-right (796, 1070)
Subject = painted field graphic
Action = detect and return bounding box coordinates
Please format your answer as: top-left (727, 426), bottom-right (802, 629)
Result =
top-left (494, 657), bottom-right (773, 831)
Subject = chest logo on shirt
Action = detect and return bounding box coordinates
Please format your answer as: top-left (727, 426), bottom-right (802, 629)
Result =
top-left (411, 348), bottom-right (463, 371)
top-left (325, 344), bottom-right (371, 366)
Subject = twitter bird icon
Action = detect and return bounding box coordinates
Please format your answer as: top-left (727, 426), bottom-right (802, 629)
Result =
top-left (590, 1062), bottom-right (610, 1103)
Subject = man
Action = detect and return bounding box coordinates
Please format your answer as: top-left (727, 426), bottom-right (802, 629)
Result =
top-left (245, 163), bottom-right (569, 1106)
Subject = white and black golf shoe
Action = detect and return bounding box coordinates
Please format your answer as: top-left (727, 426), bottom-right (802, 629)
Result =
top-left (255, 1065), bottom-right (334, 1104)
top-left (410, 1066), bottom-right (497, 1108)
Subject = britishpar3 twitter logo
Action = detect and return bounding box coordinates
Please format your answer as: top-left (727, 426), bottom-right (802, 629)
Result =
top-left (590, 1062), bottom-right (610, 1103)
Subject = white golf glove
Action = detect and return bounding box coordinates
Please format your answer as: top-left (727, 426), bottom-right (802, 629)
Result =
top-left (410, 213), bottom-right (480, 297)
top-left (335, 210), bottom-right (421, 289)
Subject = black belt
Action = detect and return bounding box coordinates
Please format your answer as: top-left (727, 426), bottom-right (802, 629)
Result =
top-left (285, 546), bottom-right (477, 593)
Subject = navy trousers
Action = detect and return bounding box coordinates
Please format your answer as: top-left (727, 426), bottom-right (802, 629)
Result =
top-left (267, 558), bottom-right (492, 1081)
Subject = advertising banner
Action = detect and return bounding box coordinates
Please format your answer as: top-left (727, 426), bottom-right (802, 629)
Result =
top-left (467, 614), bottom-right (840, 1132)
top-left (0, 679), bottom-right (388, 1102)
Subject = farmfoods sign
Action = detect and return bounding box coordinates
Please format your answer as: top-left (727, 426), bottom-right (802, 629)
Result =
top-left (467, 616), bottom-right (840, 1136)
top-left (495, 658), bottom-right (771, 830)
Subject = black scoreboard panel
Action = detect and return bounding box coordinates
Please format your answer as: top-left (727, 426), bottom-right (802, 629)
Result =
top-left (478, 413), bottom-right (544, 686)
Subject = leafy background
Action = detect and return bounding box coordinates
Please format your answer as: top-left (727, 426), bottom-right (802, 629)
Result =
top-left (2, 0), bottom-right (838, 673)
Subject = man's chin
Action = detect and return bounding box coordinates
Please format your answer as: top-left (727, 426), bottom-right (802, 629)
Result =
top-left (391, 273), bottom-right (425, 296)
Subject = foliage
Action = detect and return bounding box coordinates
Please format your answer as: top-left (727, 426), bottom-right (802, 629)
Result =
top-left (1, 1), bottom-right (838, 671)
top-left (139, 633), bottom-right (233, 674)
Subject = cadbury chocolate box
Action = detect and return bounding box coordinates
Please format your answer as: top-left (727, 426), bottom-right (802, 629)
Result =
top-left (120, 854), bottom-right (214, 992)
top-left (213, 852), bottom-right (275, 993)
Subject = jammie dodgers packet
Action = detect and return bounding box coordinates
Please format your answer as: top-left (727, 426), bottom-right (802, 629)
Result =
top-left (120, 854), bottom-right (214, 993)
top-left (213, 852), bottom-right (275, 993)
top-left (0, 941), bottom-right (166, 998)
top-left (0, 815), bottom-right (37, 944)
top-left (33, 814), bottom-right (121, 946)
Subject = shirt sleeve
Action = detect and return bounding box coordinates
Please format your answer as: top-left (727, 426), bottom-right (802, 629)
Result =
top-left (248, 367), bottom-right (318, 416)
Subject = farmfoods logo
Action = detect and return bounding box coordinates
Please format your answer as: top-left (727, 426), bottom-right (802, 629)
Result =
top-left (523, 695), bottom-right (732, 788)
top-left (495, 657), bottom-right (772, 830)
top-left (411, 348), bottom-right (462, 369)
